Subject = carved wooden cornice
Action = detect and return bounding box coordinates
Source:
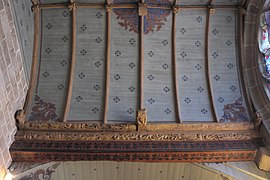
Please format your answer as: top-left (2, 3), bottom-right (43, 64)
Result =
top-left (16, 130), bottom-right (259, 141)
top-left (11, 151), bottom-right (256, 162)
top-left (17, 122), bottom-right (254, 131)
top-left (18, 122), bottom-right (136, 131)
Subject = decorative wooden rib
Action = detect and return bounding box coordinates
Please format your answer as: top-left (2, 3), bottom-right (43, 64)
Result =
top-left (205, 6), bottom-right (219, 123)
top-left (237, 8), bottom-right (254, 118)
top-left (139, 0), bottom-right (145, 110)
top-left (23, 5), bottom-right (40, 117)
top-left (63, 3), bottom-right (77, 122)
top-left (103, 1), bottom-right (112, 124)
top-left (172, 2), bottom-right (181, 123)
top-left (37, 3), bottom-right (239, 10)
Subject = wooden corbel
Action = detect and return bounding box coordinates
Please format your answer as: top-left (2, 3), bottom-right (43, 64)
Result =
top-left (209, 6), bottom-right (216, 14)
top-left (31, 4), bottom-right (40, 14)
top-left (136, 108), bottom-right (147, 130)
top-left (15, 110), bottom-right (26, 127)
top-left (106, 5), bottom-right (112, 12)
top-left (68, 2), bottom-right (76, 11)
top-left (254, 112), bottom-right (262, 130)
top-left (173, 6), bottom-right (180, 14)
top-left (138, 3), bottom-right (147, 16)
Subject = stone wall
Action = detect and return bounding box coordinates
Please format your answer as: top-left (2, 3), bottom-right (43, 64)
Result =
top-left (0, 0), bottom-right (27, 179)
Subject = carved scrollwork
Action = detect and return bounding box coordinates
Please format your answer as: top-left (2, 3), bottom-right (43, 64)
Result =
top-left (18, 130), bottom-right (258, 141)
top-left (19, 122), bottom-right (136, 131)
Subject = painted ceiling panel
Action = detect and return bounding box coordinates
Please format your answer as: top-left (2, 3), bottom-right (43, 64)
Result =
top-left (209, 9), bottom-right (250, 123)
top-left (68, 8), bottom-right (106, 121)
top-left (108, 9), bottom-right (139, 122)
top-left (12, 0), bottom-right (34, 81)
top-left (176, 9), bottom-right (213, 122)
top-left (28, 8), bottom-right (71, 121)
top-left (144, 10), bottom-right (176, 122)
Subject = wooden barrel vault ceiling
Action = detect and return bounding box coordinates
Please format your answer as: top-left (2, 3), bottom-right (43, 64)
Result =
top-left (22, 0), bottom-right (251, 123)
top-left (10, 0), bottom-right (265, 163)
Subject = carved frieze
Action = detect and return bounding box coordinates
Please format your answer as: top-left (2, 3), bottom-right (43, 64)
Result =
top-left (16, 130), bottom-right (259, 141)
top-left (11, 151), bottom-right (256, 162)
top-left (18, 122), bottom-right (253, 131)
top-left (18, 122), bottom-right (136, 131)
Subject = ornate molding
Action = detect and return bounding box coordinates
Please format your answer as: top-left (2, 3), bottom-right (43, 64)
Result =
top-left (11, 140), bottom-right (259, 152)
top-left (18, 122), bottom-right (136, 131)
top-left (144, 122), bottom-right (254, 131)
top-left (16, 130), bottom-right (259, 141)
top-left (11, 151), bottom-right (256, 162)
top-left (18, 122), bottom-right (254, 131)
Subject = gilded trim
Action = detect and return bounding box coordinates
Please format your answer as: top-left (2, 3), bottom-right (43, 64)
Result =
top-left (18, 122), bottom-right (253, 131)
top-left (16, 130), bottom-right (259, 141)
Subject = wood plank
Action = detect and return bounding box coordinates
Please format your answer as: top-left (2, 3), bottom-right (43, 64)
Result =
top-left (166, 163), bottom-right (174, 180)
top-left (149, 163), bottom-right (156, 179)
top-left (142, 162), bottom-right (151, 180)
top-left (124, 162), bottom-right (132, 180)
top-left (137, 162), bottom-right (144, 180)
top-left (103, 161), bottom-right (111, 180)
top-left (67, 162), bottom-right (76, 180)
top-left (82, 161), bottom-right (90, 180)
top-left (63, 3), bottom-right (77, 122)
top-left (110, 161), bottom-right (118, 180)
top-left (183, 163), bottom-right (191, 180)
top-left (160, 163), bottom-right (168, 180)
top-left (56, 163), bottom-right (65, 180)
top-left (89, 161), bottom-right (98, 180)
top-left (96, 161), bottom-right (104, 180)
top-left (189, 164), bottom-right (199, 180)
top-left (117, 162), bottom-right (125, 180)
top-left (154, 163), bottom-right (163, 180)
top-left (130, 162), bottom-right (138, 180)
top-left (75, 162), bottom-right (83, 180)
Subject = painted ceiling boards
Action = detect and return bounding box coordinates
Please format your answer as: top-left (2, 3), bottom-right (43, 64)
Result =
top-left (18, 0), bottom-right (251, 123)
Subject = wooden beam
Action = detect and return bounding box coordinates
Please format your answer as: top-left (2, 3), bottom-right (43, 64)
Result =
top-left (103, 1), bottom-right (112, 124)
top-left (23, 5), bottom-right (40, 118)
top-left (172, 3), bottom-right (181, 123)
top-left (205, 6), bottom-right (219, 122)
top-left (236, 8), bottom-right (254, 119)
top-left (139, 0), bottom-right (145, 110)
top-left (63, 3), bottom-right (77, 122)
